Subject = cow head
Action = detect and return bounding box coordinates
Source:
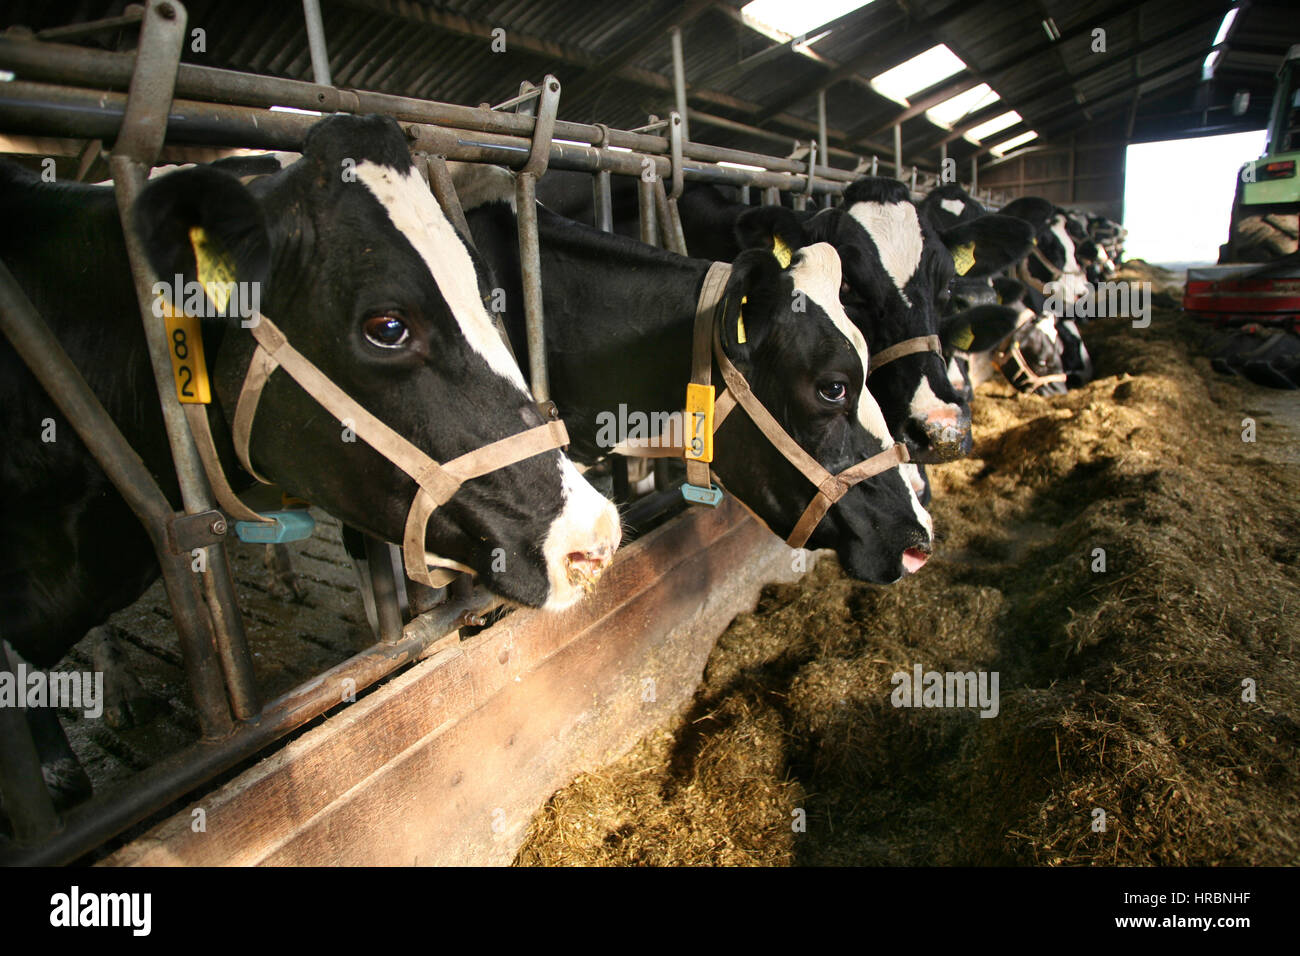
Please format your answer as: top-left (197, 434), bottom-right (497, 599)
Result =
top-left (1000, 198), bottom-right (1092, 308)
top-left (736, 179), bottom-right (1033, 463)
top-left (134, 114), bottom-right (620, 610)
top-left (709, 243), bottom-right (933, 583)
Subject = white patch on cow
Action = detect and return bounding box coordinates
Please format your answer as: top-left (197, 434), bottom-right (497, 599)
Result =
top-left (447, 161), bottom-right (517, 211)
top-left (939, 197), bottom-right (966, 217)
top-left (354, 160), bottom-right (528, 392)
top-left (540, 458), bottom-right (623, 609)
top-left (846, 200), bottom-right (924, 308)
top-left (946, 355), bottom-right (966, 392)
top-left (900, 463), bottom-right (933, 539)
top-left (788, 244), bottom-right (893, 446)
top-left (1034, 314), bottom-right (1059, 342)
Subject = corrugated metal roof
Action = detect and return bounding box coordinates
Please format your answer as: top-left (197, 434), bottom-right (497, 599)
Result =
top-left (3, 0), bottom-right (1294, 171)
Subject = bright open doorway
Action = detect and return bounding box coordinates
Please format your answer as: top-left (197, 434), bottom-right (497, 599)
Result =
top-left (1123, 130), bottom-right (1266, 266)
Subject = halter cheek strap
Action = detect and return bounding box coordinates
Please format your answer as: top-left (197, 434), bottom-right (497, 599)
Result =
top-left (189, 312), bottom-right (569, 588)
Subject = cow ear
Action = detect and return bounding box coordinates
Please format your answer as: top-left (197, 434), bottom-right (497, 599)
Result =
top-left (718, 248), bottom-right (782, 356)
top-left (939, 304), bottom-right (1021, 353)
top-left (940, 214), bottom-right (1035, 277)
top-left (734, 206), bottom-right (807, 268)
top-left (133, 166), bottom-right (271, 320)
top-left (998, 197), bottom-right (1055, 232)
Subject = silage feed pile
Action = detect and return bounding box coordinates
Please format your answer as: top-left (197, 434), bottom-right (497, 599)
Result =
top-left (516, 311), bottom-right (1300, 867)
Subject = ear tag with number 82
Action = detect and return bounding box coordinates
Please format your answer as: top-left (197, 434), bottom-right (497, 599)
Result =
top-left (683, 383), bottom-right (715, 463)
top-left (160, 299), bottom-right (211, 404)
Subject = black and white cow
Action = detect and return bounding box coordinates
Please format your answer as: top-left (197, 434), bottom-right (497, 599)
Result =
top-left (461, 166), bottom-right (935, 583)
top-left (999, 197), bottom-right (1092, 308)
top-left (1, 115), bottom-right (619, 804)
top-left (537, 174), bottom-right (1034, 464)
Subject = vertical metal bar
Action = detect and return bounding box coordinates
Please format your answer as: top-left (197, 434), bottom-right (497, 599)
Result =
top-left (0, 259), bottom-right (235, 739)
top-left (817, 90), bottom-right (828, 176)
top-left (740, 184), bottom-right (750, 205)
top-left (110, 0), bottom-right (244, 735)
top-left (939, 141), bottom-right (947, 181)
top-left (363, 535), bottom-right (404, 643)
top-left (764, 185), bottom-right (779, 206)
top-left (910, 165), bottom-right (917, 193)
top-left (515, 172), bottom-right (549, 403)
top-left (871, 155), bottom-right (878, 177)
top-left (971, 156), bottom-right (978, 194)
top-left (638, 176), bottom-right (658, 246)
top-left (0, 641), bottom-right (61, 842)
top-left (893, 123), bottom-right (902, 180)
top-left (514, 76), bottom-right (559, 405)
top-left (425, 154), bottom-right (473, 242)
top-left (670, 27), bottom-right (689, 142)
top-left (593, 169), bottom-right (613, 233)
top-left (301, 0), bottom-right (332, 86)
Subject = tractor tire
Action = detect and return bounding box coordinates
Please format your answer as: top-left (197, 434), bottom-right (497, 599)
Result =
top-left (1230, 212), bottom-right (1299, 262)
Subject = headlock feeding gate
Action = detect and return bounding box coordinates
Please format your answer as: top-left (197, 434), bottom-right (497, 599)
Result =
top-left (0, 0), bottom-right (1009, 865)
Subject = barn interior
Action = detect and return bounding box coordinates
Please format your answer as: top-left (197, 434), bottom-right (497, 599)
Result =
top-left (0, 0), bottom-right (1297, 869)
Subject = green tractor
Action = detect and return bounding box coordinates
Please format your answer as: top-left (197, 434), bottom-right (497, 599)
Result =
top-left (1220, 43), bottom-right (1300, 262)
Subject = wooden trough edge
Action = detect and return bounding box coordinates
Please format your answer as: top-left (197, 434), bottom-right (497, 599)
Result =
top-left (105, 497), bottom-right (811, 866)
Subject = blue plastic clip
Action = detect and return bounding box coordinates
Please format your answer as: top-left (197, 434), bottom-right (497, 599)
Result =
top-left (234, 509), bottom-right (316, 544)
top-left (681, 483), bottom-right (724, 508)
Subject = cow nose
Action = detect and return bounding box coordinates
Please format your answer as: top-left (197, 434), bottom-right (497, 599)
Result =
top-left (921, 404), bottom-right (971, 460)
top-left (564, 545), bottom-right (615, 592)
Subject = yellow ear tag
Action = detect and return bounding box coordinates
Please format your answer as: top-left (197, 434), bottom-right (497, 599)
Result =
top-left (189, 225), bottom-right (238, 314)
top-left (951, 323), bottom-right (974, 351)
top-left (157, 296), bottom-right (212, 404)
top-left (772, 236), bottom-right (793, 269)
top-left (952, 241), bottom-right (976, 276)
top-left (737, 295), bottom-right (747, 344)
top-left (684, 383), bottom-right (715, 464)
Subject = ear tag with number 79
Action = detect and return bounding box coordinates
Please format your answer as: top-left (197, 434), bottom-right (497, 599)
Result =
top-left (683, 383), bottom-right (715, 463)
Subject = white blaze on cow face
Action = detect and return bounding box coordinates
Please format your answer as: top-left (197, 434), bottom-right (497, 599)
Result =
top-left (846, 200), bottom-right (924, 307)
top-left (788, 244), bottom-right (894, 447)
top-left (1044, 213), bottom-right (1090, 305)
top-left (354, 160), bottom-right (529, 392)
top-left (354, 160), bottom-right (621, 605)
top-left (900, 463), bottom-right (933, 538)
top-left (939, 197), bottom-right (966, 218)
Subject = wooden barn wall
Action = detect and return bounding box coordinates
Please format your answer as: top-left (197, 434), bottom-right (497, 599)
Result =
top-left (978, 116), bottom-right (1129, 221)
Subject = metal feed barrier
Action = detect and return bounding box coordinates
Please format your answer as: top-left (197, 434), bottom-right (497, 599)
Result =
top-left (0, 0), bottom-right (1006, 865)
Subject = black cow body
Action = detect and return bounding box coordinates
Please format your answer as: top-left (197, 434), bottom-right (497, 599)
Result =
top-left (459, 170), bottom-right (934, 584)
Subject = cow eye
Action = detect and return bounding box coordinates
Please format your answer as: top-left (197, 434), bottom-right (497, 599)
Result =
top-left (363, 314), bottom-right (409, 349)
top-left (818, 381), bottom-right (847, 404)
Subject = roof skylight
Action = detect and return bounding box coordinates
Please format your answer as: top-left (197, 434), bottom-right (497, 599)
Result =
top-left (740, 0), bottom-right (875, 42)
top-left (964, 110), bottom-right (1022, 144)
top-left (989, 130), bottom-right (1039, 157)
top-left (870, 44), bottom-right (967, 106)
top-left (925, 83), bottom-right (1000, 129)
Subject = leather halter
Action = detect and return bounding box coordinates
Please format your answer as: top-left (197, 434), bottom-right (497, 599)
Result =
top-left (867, 334), bottom-right (942, 377)
top-left (1016, 243), bottom-right (1064, 293)
top-left (618, 261), bottom-right (910, 550)
top-left (187, 312), bottom-right (569, 588)
top-left (994, 335), bottom-right (1067, 393)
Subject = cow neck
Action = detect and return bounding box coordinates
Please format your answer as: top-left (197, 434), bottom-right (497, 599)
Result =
top-left (617, 260), bottom-right (911, 550)
top-left (186, 309), bottom-right (570, 589)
